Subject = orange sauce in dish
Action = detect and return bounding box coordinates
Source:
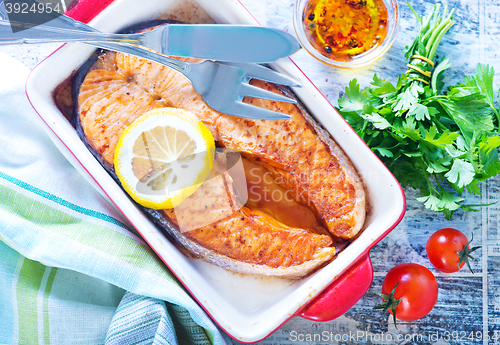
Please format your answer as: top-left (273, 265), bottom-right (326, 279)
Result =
top-left (242, 159), bottom-right (329, 235)
top-left (302, 0), bottom-right (389, 61)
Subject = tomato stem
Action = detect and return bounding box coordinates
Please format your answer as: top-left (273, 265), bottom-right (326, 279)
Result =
top-left (457, 233), bottom-right (481, 273)
top-left (373, 282), bottom-right (402, 329)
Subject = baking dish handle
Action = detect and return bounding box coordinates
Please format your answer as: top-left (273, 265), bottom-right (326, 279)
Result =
top-left (298, 254), bottom-right (373, 321)
top-left (66, 0), bottom-right (115, 24)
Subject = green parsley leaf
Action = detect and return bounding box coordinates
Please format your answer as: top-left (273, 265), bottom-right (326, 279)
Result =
top-left (394, 88), bottom-right (418, 112)
top-left (338, 79), bottom-right (366, 113)
top-left (416, 194), bottom-right (441, 211)
top-left (423, 126), bottom-right (459, 147)
top-left (408, 103), bottom-right (430, 121)
top-left (478, 134), bottom-right (500, 153)
top-left (438, 97), bottom-right (494, 142)
top-left (445, 159), bottom-right (475, 188)
top-left (374, 147), bottom-right (393, 157)
top-left (386, 159), bottom-right (415, 188)
top-left (409, 82), bottom-right (424, 97)
top-left (371, 74), bottom-right (396, 96)
top-left (437, 189), bottom-right (465, 211)
top-left (426, 159), bottom-right (450, 174)
top-left (398, 117), bottom-right (421, 140)
top-left (361, 113), bottom-right (392, 130)
top-left (466, 180), bottom-right (481, 195)
top-left (478, 135), bottom-right (500, 179)
top-left (448, 86), bottom-right (482, 101)
top-left (474, 64), bottom-right (495, 109)
top-left (428, 107), bottom-right (440, 117)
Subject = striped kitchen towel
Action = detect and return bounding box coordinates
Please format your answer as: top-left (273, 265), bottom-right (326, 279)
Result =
top-left (0, 52), bottom-right (230, 345)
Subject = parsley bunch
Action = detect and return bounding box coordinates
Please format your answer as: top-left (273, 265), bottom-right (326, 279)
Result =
top-left (336, 3), bottom-right (500, 219)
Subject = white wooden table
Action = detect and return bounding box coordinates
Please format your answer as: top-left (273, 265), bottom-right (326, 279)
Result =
top-left (2, 0), bottom-right (499, 343)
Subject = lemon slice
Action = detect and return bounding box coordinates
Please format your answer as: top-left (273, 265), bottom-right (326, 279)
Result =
top-left (114, 107), bottom-right (215, 209)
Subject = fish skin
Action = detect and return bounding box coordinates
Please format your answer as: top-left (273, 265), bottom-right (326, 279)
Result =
top-left (77, 50), bottom-right (365, 278)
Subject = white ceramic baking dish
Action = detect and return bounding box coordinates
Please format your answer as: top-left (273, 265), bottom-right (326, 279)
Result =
top-left (25, 0), bottom-right (406, 342)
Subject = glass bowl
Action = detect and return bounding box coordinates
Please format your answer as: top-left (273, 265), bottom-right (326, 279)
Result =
top-left (293, 0), bottom-right (399, 69)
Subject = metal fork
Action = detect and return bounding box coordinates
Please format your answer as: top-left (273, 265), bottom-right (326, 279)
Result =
top-left (96, 40), bottom-right (299, 120)
top-left (0, 13), bottom-right (299, 119)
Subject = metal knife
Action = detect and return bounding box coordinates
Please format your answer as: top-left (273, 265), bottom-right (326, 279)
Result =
top-left (0, 16), bottom-right (301, 63)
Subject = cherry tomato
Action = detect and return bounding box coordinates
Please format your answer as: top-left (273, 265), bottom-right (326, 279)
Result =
top-left (378, 263), bottom-right (438, 322)
top-left (426, 228), bottom-right (479, 273)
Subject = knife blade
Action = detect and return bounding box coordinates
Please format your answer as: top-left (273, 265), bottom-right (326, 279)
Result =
top-left (156, 24), bottom-right (301, 62)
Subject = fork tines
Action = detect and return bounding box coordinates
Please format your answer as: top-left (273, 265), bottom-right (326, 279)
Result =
top-left (223, 62), bottom-right (301, 120)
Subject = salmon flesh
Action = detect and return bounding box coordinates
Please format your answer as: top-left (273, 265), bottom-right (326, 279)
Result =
top-left (76, 44), bottom-right (366, 279)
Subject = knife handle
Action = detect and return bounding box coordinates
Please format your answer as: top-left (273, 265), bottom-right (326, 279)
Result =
top-left (0, 19), bottom-right (143, 45)
top-left (0, 16), bottom-right (190, 75)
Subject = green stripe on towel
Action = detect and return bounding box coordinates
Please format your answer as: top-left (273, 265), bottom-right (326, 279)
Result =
top-left (16, 258), bottom-right (45, 345)
top-left (43, 267), bottom-right (58, 345)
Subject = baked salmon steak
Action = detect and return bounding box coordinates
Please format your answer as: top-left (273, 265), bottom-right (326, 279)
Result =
top-left (73, 23), bottom-right (366, 279)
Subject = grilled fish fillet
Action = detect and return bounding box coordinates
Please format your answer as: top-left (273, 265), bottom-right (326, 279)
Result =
top-left (154, 150), bottom-right (336, 278)
top-left (77, 50), bottom-right (365, 278)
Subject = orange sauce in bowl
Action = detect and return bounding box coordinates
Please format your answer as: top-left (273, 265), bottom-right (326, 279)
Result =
top-left (302, 0), bottom-right (389, 61)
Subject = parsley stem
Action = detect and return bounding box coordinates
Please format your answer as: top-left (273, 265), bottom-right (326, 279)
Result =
top-left (434, 174), bottom-right (445, 192)
top-left (420, 158), bottom-right (439, 196)
top-left (427, 20), bottom-right (455, 61)
top-left (421, 95), bottom-right (445, 104)
top-left (432, 118), bottom-right (448, 132)
top-left (360, 120), bottom-right (369, 141)
top-left (491, 106), bottom-right (500, 127)
top-left (425, 20), bottom-right (447, 55)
